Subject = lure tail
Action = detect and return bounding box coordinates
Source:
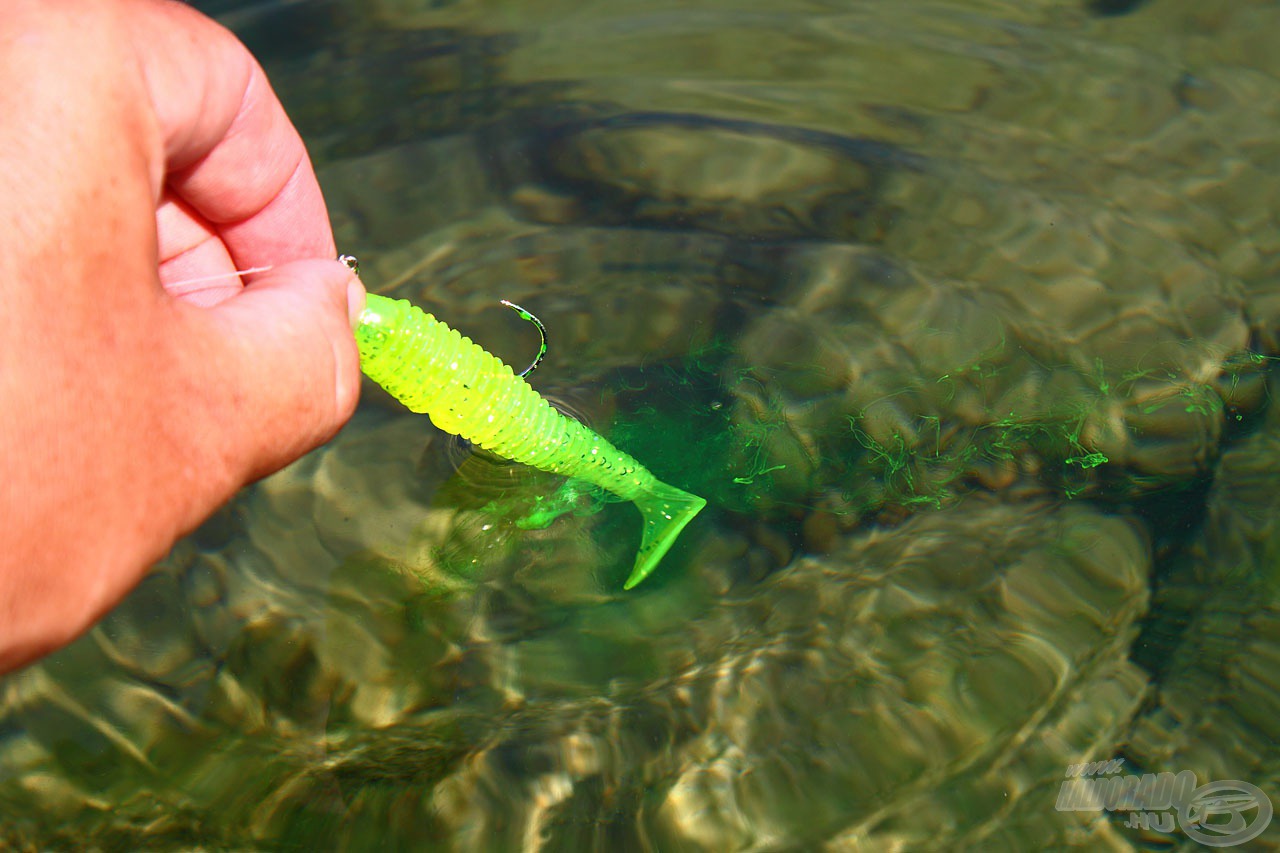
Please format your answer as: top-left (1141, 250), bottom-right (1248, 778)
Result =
top-left (627, 482), bottom-right (707, 589)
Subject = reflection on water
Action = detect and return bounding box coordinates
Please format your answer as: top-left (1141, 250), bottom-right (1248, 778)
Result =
top-left (4, 0), bottom-right (1280, 848)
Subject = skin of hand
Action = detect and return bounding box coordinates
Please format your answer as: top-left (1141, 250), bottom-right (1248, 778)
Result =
top-left (0, 0), bottom-right (365, 673)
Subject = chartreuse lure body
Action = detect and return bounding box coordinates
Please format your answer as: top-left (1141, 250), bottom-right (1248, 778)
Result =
top-left (354, 294), bottom-right (705, 588)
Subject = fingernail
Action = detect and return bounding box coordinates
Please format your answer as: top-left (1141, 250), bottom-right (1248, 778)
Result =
top-left (346, 274), bottom-right (367, 329)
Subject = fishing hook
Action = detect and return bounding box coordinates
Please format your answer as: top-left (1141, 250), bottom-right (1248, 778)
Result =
top-left (500, 299), bottom-right (547, 378)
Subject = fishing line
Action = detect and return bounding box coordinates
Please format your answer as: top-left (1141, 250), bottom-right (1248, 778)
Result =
top-left (166, 265), bottom-right (275, 294)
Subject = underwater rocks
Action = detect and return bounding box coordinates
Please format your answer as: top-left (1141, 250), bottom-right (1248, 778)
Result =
top-left (479, 105), bottom-right (923, 244)
top-left (403, 496), bottom-right (1151, 850)
top-left (717, 235), bottom-right (1253, 523)
top-left (1088, 0), bottom-right (1149, 16)
top-left (1122, 377), bottom-right (1280, 848)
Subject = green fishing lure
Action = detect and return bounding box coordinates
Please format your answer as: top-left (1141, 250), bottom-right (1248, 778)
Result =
top-left (354, 292), bottom-right (705, 588)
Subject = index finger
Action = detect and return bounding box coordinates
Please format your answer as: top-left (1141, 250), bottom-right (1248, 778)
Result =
top-left (125, 0), bottom-right (335, 270)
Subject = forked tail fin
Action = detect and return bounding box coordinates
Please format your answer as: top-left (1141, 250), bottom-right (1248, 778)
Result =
top-left (625, 482), bottom-right (707, 589)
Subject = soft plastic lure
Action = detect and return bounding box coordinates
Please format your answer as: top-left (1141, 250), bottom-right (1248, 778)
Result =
top-left (353, 291), bottom-right (706, 588)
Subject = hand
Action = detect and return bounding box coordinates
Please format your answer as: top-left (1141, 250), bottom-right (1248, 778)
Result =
top-left (0, 0), bottom-right (364, 672)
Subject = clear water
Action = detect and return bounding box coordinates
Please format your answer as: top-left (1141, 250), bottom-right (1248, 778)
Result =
top-left (4, 0), bottom-right (1280, 849)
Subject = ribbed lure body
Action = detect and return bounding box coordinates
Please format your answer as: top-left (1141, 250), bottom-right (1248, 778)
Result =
top-left (355, 294), bottom-right (705, 588)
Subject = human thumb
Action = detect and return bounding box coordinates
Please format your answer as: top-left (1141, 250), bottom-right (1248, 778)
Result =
top-left (174, 258), bottom-right (366, 488)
